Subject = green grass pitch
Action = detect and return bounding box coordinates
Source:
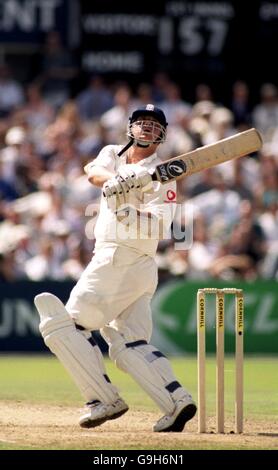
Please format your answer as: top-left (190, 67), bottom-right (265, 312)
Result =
top-left (0, 355), bottom-right (277, 450)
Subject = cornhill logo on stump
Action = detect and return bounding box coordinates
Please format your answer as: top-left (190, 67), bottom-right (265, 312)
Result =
top-left (199, 297), bottom-right (205, 328)
top-left (237, 297), bottom-right (244, 334)
top-left (217, 297), bottom-right (224, 328)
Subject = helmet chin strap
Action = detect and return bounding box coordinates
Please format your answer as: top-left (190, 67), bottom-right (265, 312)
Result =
top-left (117, 138), bottom-right (151, 157)
top-left (117, 139), bottom-right (134, 157)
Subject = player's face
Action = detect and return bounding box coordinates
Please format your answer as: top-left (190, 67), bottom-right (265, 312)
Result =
top-left (131, 115), bottom-right (163, 143)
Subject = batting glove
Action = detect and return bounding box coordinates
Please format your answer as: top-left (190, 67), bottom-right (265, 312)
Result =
top-left (103, 177), bottom-right (126, 197)
top-left (116, 164), bottom-right (154, 194)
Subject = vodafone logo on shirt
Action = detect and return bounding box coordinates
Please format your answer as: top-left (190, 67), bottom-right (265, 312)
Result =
top-left (164, 189), bottom-right (176, 203)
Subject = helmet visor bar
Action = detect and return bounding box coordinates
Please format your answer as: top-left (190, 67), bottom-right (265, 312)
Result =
top-left (127, 119), bottom-right (167, 144)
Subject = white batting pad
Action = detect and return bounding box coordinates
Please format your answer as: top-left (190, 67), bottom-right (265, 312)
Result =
top-left (34, 293), bottom-right (118, 404)
top-left (102, 326), bottom-right (186, 414)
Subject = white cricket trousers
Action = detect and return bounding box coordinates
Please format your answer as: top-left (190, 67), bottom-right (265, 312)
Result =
top-left (66, 246), bottom-right (158, 342)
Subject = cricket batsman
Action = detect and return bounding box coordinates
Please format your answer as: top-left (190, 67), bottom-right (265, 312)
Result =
top-left (34, 104), bottom-right (197, 432)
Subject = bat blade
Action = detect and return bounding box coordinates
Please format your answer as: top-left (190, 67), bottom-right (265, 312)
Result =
top-left (153, 128), bottom-right (262, 184)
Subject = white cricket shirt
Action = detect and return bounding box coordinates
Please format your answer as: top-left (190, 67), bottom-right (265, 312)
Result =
top-left (89, 145), bottom-right (177, 257)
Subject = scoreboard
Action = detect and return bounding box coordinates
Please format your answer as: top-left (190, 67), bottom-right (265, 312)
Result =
top-left (80, 1), bottom-right (278, 92)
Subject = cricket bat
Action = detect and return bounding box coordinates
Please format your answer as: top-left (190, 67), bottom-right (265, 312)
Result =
top-left (151, 128), bottom-right (262, 183)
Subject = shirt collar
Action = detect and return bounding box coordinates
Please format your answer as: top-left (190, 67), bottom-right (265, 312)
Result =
top-left (120, 150), bottom-right (158, 165)
top-left (136, 152), bottom-right (157, 165)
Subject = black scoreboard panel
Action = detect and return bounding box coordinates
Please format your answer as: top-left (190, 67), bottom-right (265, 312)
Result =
top-left (80, 1), bottom-right (277, 96)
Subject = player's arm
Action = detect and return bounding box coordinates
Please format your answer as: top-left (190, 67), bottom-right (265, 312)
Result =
top-left (84, 145), bottom-right (117, 187)
top-left (84, 162), bottom-right (115, 187)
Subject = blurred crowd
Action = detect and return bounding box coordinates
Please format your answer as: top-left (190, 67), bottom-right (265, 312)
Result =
top-left (0, 33), bottom-right (278, 283)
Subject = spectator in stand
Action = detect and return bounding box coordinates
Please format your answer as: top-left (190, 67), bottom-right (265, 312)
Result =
top-left (0, 64), bottom-right (24, 118)
top-left (47, 133), bottom-right (82, 179)
top-left (189, 100), bottom-right (216, 145)
top-left (14, 154), bottom-right (40, 197)
top-left (195, 83), bottom-right (213, 102)
top-left (78, 123), bottom-right (112, 159)
top-left (184, 216), bottom-right (216, 279)
top-left (259, 181), bottom-right (278, 279)
top-left (62, 243), bottom-right (87, 281)
top-left (19, 83), bottom-right (54, 131)
top-left (256, 156), bottom-right (278, 258)
top-left (229, 159), bottom-right (254, 201)
top-left (158, 107), bottom-right (195, 161)
top-left (39, 31), bottom-right (78, 108)
top-left (0, 127), bottom-right (27, 187)
top-left (161, 82), bottom-right (192, 126)
top-left (0, 159), bottom-right (19, 201)
top-left (100, 83), bottom-right (133, 143)
top-left (187, 168), bottom-right (216, 198)
top-left (204, 106), bottom-right (235, 144)
top-left (210, 200), bottom-right (266, 280)
top-left (24, 237), bottom-right (64, 281)
top-left (133, 83), bottom-right (154, 108)
top-left (187, 171), bottom-right (242, 235)
top-left (252, 83), bottom-right (278, 142)
top-left (151, 72), bottom-right (171, 103)
top-left (0, 250), bottom-right (18, 282)
top-left (44, 100), bottom-right (84, 150)
top-left (76, 75), bottom-right (113, 122)
top-left (231, 81), bottom-right (252, 129)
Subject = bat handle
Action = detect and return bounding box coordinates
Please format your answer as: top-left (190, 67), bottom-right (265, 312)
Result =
top-left (149, 170), bottom-right (157, 181)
